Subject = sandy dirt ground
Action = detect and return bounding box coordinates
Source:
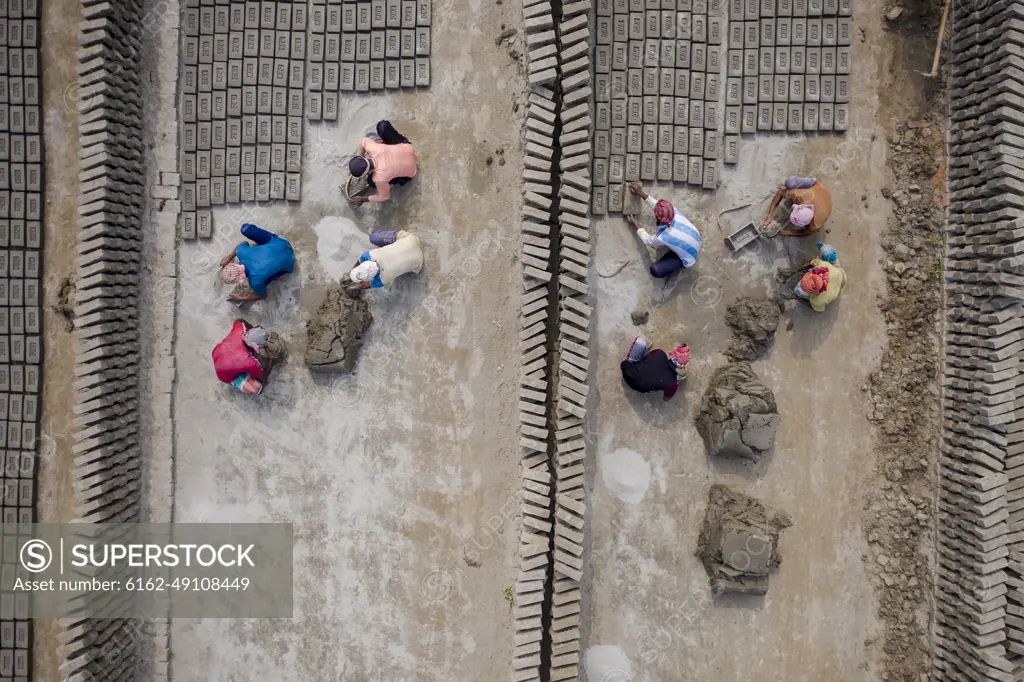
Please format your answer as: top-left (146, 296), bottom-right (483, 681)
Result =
top-left (580, 2), bottom-right (942, 680)
top-left (168, 2), bottom-right (529, 679)
top-left (35, 0), bottom-right (84, 676)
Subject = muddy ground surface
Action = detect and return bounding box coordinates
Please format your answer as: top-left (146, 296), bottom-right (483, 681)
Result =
top-left (167, 1), bottom-right (530, 679)
top-left (860, 0), bottom-right (948, 677)
top-left (581, 0), bottom-right (945, 679)
top-left (35, 0), bottom-right (84, 676)
top-left (304, 282), bottom-right (373, 373)
top-left (724, 296), bottom-right (782, 361)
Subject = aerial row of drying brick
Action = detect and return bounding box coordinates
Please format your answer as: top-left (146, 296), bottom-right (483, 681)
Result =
top-left (937, 1), bottom-right (1024, 680)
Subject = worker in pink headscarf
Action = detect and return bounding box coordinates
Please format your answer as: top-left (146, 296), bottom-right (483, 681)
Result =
top-left (760, 176), bottom-right (833, 237)
top-left (620, 337), bottom-right (691, 401)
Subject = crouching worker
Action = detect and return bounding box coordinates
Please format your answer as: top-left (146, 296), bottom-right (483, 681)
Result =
top-left (792, 242), bottom-right (847, 312)
top-left (620, 337), bottom-right (691, 401)
top-left (760, 176), bottom-right (833, 237)
top-left (344, 230), bottom-right (424, 290)
top-left (346, 120), bottom-right (418, 206)
top-left (220, 223), bottom-right (295, 303)
top-left (626, 181), bottom-right (702, 278)
top-left (212, 320), bottom-right (287, 395)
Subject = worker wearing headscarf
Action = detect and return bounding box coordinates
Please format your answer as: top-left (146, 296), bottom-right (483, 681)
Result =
top-left (211, 320), bottom-right (287, 395)
top-left (347, 230), bottom-right (423, 290)
top-left (794, 243), bottom-right (847, 312)
top-left (219, 223), bottom-right (295, 302)
top-left (625, 182), bottom-right (702, 278)
top-left (761, 176), bottom-right (833, 237)
top-left (347, 120), bottom-right (418, 206)
top-left (816, 241), bottom-right (838, 263)
top-left (620, 337), bottom-right (691, 401)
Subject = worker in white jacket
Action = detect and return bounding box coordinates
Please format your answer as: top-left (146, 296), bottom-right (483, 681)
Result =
top-left (626, 181), bottom-right (702, 278)
top-left (346, 230), bottom-right (424, 290)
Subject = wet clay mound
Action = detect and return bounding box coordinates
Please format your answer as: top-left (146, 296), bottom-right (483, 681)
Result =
top-left (696, 363), bottom-right (780, 462)
top-left (724, 297), bottom-right (781, 361)
top-left (305, 285), bottom-right (373, 373)
top-left (697, 484), bottom-right (792, 596)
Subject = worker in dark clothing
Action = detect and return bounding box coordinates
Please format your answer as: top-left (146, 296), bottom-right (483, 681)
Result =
top-left (620, 337), bottom-right (691, 401)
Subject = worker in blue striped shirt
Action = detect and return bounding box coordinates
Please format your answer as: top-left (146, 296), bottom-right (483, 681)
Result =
top-left (626, 182), bottom-right (702, 278)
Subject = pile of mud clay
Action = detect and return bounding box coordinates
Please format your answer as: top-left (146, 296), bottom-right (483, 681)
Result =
top-left (304, 284), bottom-right (373, 373)
top-left (724, 297), bottom-right (781, 361)
top-left (697, 484), bottom-right (792, 596)
top-left (696, 363), bottom-right (781, 462)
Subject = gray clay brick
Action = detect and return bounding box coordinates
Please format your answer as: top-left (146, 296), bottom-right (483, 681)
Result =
top-left (725, 77), bottom-right (741, 105)
top-left (706, 45), bottom-right (721, 73)
top-left (806, 46), bottom-right (820, 73)
top-left (773, 74), bottom-right (787, 100)
top-left (822, 17), bottom-right (836, 45)
top-left (687, 156), bottom-right (702, 184)
top-left (415, 58), bottom-right (430, 86)
top-left (400, 60), bottom-right (415, 87)
top-left (674, 125), bottom-right (688, 153)
top-left (727, 48), bottom-right (743, 76)
top-left (743, 48), bottom-right (757, 75)
top-left (640, 152), bottom-right (656, 180)
top-left (180, 212), bottom-right (197, 239)
top-left (837, 17), bottom-right (851, 45)
top-left (324, 92), bottom-right (339, 120)
top-left (370, 61), bottom-right (386, 89)
top-left (807, 18), bottom-right (821, 45)
top-left (820, 74), bottom-right (834, 102)
top-left (791, 45), bottom-right (805, 72)
top-left (821, 46), bottom-right (835, 74)
top-left (704, 101), bottom-right (719, 128)
top-left (802, 101), bottom-right (819, 129)
top-left (834, 102), bottom-right (848, 130)
top-left (674, 97), bottom-right (688, 124)
top-left (725, 105), bottom-right (741, 133)
top-left (792, 17), bottom-right (806, 43)
top-left (836, 45), bottom-right (850, 73)
top-left (818, 102), bottom-right (833, 130)
top-left (772, 102), bottom-right (787, 130)
top-left (787, 102), bottom-right (802, 130)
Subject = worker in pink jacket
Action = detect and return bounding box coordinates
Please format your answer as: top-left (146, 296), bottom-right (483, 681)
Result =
top-left (347, 120), bottom-right (418, 205)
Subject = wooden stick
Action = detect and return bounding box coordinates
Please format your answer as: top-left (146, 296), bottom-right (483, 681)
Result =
top-left (924, 0), bottom-right (951, 77)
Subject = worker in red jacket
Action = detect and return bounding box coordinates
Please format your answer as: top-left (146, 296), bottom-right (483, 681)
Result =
top-left (211, 320), bottom-right (286, 395)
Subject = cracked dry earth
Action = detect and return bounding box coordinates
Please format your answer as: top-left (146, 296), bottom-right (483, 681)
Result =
top-left (862, 115), bottom-right (945, 681)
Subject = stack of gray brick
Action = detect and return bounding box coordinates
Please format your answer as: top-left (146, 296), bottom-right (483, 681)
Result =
top-left (593, 0), bottom-right (725, 214)
top-left (61, 0), bottom-right (145, 679)
top-left (542, 5), bottom-right (592, 681)
top-left (724, 0), bottom-right (850, 155)
top-left (938, 1), bottom-right (1024, 679)
top-left (515, 0), bottom-right (595, 677)
top-left (592, 0), bottom-right (852, 207)
top-left (178, 0), bottom-right (306, 239)
top-left (514, 53), bottom-right (556, 682)
top-left (304, 0), bottom-right (431, 116)
top-left (0, 0), bottom-right (41, 677)
top-left (516, 90), bottom-right (553, 682)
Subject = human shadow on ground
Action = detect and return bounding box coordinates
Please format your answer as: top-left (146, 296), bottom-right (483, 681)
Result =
top-left (788, 299), bottom-right (840, 357)
top-left (619, 373), bottom-right (693, 430)
top-left (713, 591), bottom-right (768, 610)
top-left (705, 448), bottom-right (777, 482)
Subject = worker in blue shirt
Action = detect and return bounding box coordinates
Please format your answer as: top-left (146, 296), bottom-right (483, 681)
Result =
top-left (220, 223), bottom-right (295, 302)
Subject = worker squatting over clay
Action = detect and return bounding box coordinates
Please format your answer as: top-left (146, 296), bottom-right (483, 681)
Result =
top-left (210, 121), bottom-right (425, 395)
